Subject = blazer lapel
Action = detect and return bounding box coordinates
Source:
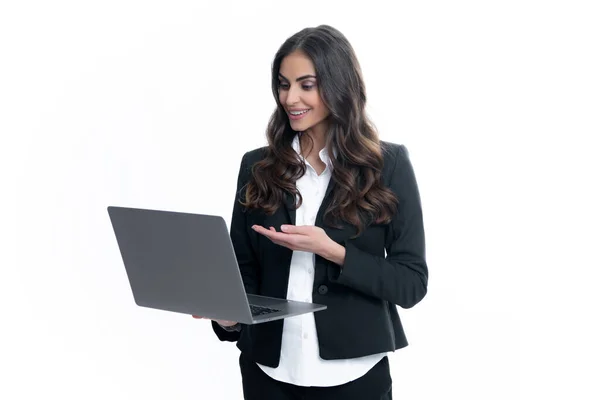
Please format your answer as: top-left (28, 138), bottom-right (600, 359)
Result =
top-left (284, 191), bottom-right (296, 226)
top-left (323, 175), bottom-right (336, 202)
top-left (317, 176), bottom-right (336, 222)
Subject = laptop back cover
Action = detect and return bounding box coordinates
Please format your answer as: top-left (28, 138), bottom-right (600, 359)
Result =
top-left (107, 206), bottom-right (253, 323)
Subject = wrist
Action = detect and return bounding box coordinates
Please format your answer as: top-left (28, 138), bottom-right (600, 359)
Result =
top-left (321, 240), bottom-right (346, 266)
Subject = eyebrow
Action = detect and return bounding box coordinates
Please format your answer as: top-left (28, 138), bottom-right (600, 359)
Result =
top-left (278, 73), bottom-right (317, 82)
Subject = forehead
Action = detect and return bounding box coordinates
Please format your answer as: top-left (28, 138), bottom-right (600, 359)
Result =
top-left (279, 50), bottom-right (316, 77)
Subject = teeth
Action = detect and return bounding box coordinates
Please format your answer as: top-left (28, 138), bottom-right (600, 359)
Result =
top-left (290, 109), bottom-right (309, 115)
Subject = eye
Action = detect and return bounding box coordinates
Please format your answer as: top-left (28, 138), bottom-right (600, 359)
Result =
top-left (277, 82), bottom-right (289, 90)
top-left (302, 84), bottom-right (315, 90)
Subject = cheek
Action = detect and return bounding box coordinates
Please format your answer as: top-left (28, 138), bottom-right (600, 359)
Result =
top-left (313, 97), bottom-right (329, 117)
top-left (311, 94), bottom-right (327, 113)
top-left (278, 91), bottom-right (286, 105)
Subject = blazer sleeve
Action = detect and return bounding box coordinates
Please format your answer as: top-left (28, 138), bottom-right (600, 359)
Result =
top-left (212, 152), bottom-right (260, 341)
top-left (328, 144), bottom-right (428, 308)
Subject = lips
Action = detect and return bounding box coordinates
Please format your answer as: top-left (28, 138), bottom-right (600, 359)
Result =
top-left (288, 108), bottom-right (310, 121)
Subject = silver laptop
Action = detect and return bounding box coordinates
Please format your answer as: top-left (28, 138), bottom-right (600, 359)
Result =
top-left (107, 206), bottom-right (326, 324)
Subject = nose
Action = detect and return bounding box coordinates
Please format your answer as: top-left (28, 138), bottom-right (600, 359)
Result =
top-left (285, 85), bottom-right (301, 107)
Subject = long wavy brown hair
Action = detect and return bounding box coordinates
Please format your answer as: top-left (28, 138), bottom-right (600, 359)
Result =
top-left (242, 25), bottom-right (399, 238)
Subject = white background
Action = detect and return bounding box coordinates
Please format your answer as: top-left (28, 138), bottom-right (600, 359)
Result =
top-left (2, 1), bottom-right (599, 399)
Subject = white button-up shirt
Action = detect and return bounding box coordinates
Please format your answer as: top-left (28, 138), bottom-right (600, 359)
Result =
top-left (256, 133), bottom-right (386, 387)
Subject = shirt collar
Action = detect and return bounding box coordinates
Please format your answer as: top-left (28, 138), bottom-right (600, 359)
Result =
top-left (291, 133), bottom-right (337, 168)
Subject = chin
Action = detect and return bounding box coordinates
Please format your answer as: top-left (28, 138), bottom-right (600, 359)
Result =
top-left (290, 121), bottom-right (312, 131)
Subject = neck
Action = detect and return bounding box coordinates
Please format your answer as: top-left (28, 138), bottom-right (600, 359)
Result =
top-left (301, 123), bottom-right (329, 156)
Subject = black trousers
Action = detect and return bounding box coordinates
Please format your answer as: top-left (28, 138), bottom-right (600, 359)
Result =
top-left (239, 352), bottom-right (393, 400)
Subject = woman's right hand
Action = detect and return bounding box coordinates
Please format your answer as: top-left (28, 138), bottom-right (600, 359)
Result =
top-left (192, 315), bottom-right (238, 327)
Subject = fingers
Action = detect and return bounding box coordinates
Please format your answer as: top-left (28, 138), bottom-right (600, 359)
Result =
top-left (252, 225), bottom-right (298, 250)
top-left (193, 316), bottom-right (237, 327)
top-left (217, 320), bottom-right (238, 327)
top-left (281, 224), bottom-right (303, 233)
top-left (253, 225), bottom-right (279, 238)
top-left (252, 225), bottom-right (285, 234)
top-left (281, 224), bottom-right (314, 234)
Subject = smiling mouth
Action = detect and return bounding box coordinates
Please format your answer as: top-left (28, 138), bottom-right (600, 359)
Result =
top-left (289, 109), bottom-right (310, 116)
top-left (288, 109), bottom-right (311, 120)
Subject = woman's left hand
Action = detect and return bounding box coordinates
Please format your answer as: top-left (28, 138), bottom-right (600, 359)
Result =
top-left (251, 224), bottom-right (332, 257)
top-left (252, 224), bottom-right (346, 266)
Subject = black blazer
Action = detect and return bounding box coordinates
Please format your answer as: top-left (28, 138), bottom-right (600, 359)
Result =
top-left (212, 141), bottom-right (428, 368)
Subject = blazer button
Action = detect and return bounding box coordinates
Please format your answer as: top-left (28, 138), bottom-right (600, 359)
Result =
top-left (318, 285), bottom-right (328, 295)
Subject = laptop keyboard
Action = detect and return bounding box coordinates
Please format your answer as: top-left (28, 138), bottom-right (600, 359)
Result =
top-left (250, 304), bottom-right (281, 316)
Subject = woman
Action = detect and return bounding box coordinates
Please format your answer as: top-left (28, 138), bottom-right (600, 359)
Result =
top-left (195, 25), bottom-right (427, 399)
